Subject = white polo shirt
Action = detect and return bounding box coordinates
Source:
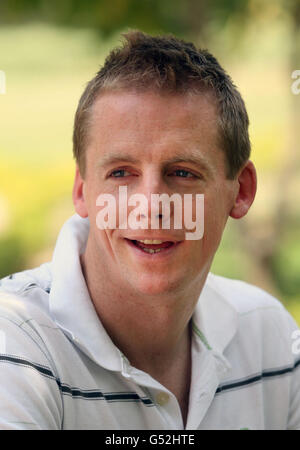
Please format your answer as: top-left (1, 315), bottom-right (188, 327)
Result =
top-left (0, 214), bottom-right (299, 430)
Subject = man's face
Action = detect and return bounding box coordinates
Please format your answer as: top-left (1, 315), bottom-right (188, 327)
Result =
top-left (76, 90), bottom-right (239, 296)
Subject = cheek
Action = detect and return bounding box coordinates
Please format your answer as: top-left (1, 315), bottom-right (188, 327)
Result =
top-left (201, 193), bottom-right (229, 246)
top-left (84, 178), bottom-right (113, 219)
top-left (204, 185), bottom-right (231, 222)
top-left (89, 223), bottom-right (116, 259)
top-left (83, 178), bottom-right (97, 211)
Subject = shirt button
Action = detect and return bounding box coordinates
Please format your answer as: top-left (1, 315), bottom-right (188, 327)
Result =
top-left (156, 392), bottom-right (170, 406)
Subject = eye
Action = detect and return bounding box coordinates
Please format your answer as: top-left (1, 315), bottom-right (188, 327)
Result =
top-left (170, 169), bottom-right (196, 178)
top-left (109, 169), bottom-right (131, 178)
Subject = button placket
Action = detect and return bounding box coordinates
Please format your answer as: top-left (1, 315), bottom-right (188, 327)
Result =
top-left (156, 391), bottom-right (170, 406)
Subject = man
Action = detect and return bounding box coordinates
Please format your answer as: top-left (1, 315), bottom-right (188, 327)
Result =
top-left (0, 31), bottom-right (299, 430)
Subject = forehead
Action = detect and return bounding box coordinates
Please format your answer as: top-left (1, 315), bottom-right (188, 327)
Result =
top-left (86, 90), bottom-right (223, 171)
top-left (90, 89), bottom-right (218, 133)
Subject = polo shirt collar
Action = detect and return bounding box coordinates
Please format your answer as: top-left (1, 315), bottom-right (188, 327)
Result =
top-left (49, 214), bottom-right (123, 372)
top-left (192, 275), bottom-right (238, 358)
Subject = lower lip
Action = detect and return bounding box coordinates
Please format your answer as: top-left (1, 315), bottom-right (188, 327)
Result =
top-left (125, 239), bottom-right (182, 260)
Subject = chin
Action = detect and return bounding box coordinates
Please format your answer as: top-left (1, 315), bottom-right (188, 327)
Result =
top-left (130, 273), bottom-right (185, 297)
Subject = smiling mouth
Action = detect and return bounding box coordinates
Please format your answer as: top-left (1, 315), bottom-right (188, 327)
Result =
top-left (125, 238), bottom-right (179, 254)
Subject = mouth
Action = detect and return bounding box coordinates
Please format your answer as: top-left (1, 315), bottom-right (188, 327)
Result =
top-left (124, 238), bottom-right (182, 256)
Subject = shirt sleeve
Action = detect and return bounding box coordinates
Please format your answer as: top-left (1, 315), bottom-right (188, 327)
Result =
top-left (0, 315), bottom-right (63, 430)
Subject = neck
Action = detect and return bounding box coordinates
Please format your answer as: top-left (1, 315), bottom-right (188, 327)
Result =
top-left (80, 237), bottom-right (206, 375)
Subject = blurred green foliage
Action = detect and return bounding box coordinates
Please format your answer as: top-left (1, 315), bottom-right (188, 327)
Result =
top-left (0, 0), bottom-right (250, 38)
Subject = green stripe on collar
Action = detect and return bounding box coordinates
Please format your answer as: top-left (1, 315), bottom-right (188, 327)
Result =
top-left (192, 321), bottom-right (212, 350)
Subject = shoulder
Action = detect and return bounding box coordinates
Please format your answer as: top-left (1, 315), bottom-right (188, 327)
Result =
top-left (207, 273), bottom-right (300, 375)
top-left (207, 272), bottom-right (299, 347)
top-left (0, 263), bottom-right (52, 297)
top-left (0, 262), bottom-right (52, 321)
top-left (0, 266), bottom-right (63, 429)
top-left (207, 272), bottom-right (285, 315)
top-left (0, 263), bottom-right (60, 368)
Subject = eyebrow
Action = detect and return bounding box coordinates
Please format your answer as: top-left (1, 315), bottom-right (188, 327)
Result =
top-left (97, 149), bottom-right (215, 177)
top-left (97, 154), bottom-right (139, 168)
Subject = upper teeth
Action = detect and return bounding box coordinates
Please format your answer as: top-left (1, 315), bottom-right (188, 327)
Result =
top-left (137, 239), bottom-right (164, 244)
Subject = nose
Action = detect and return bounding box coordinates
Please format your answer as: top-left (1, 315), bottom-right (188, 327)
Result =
top-left (135, 169), bottom-right (172, 227)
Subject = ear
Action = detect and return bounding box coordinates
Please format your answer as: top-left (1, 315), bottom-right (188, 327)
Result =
top-left (230, 160), bottom-right (257, 219)
top-left (72, 166), bottom-right (88, 218)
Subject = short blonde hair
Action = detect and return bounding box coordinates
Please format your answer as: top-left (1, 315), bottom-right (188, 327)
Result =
top-left (73, 30), bottom-right (250, 179)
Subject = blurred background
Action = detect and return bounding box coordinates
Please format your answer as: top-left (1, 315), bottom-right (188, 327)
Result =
top-left (0, 0), bottom-right (299, 323)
